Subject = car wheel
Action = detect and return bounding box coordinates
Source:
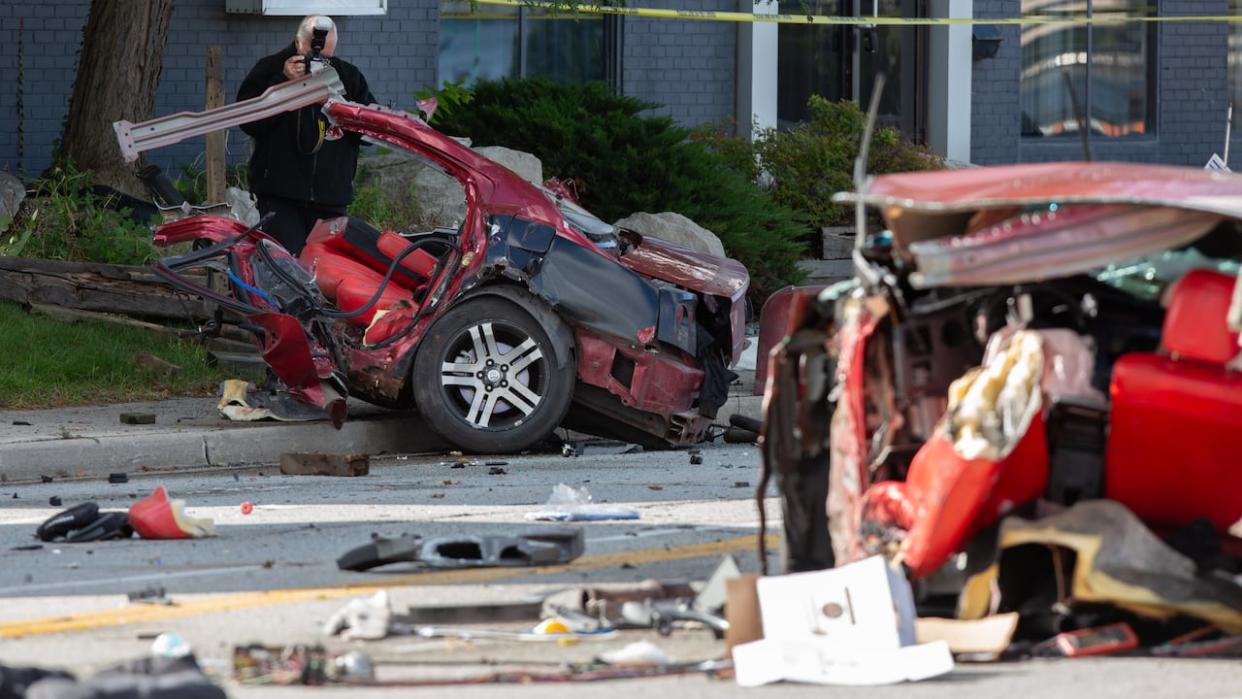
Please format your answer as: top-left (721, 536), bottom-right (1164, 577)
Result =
top-left (412, 296), bottom-right (575, 454)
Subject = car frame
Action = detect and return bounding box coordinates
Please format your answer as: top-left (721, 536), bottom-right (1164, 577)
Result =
top-left (760, 160), bottom-right (1242, 580)
top-left (114, 68), bottom-right (749, 453)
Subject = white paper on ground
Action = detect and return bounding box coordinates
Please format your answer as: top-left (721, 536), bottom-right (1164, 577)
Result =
top-left (733, 638), bottom-right (954, 687)
top-left (755, 555), bottom-right (916, 648)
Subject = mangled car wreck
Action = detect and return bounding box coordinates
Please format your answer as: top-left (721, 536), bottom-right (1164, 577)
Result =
top-left (113, 68), bottom-right (748, 453)
top-left (761, 162), bottom-right (1242, 635)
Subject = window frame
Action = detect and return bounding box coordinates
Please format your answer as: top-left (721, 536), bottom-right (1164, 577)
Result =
top-left (225, 0), bottom-right (388, 15)
top-left (1019, 0), bottom-right (1159, 142)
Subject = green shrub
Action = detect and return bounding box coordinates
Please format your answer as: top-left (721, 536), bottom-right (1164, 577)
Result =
top-left (348, 172), bottom-right (421, 231)
top-left (428, 78), bottom-right (805, 301)
top-left (755, 96), bottom-right (943, 231)
top-left (0, 164), bottom-right (157, 265)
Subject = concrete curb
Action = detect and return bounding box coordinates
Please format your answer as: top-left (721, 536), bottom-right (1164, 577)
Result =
top-left (0, 394), bottom-right (766, 485)
top-left (0, 415), bottom-right (448, 485)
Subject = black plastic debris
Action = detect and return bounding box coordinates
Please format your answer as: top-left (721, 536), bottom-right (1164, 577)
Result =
top-left (690, 453), bottom-right (704, 465)
top-left (36, 503), bottom-right (133, 543)
top-left (40, 475), bottom-right (53, 484)
top-left (49, 496), bottom-right (62, 507)
top-left (485, 461), bottom-right (508, 467)
top-left (109, 473), bottom-right (129, 484)
top-left (488, 467), bottom-right (508, 476)
top-left (337, 528), bottom-right (585, 572)
top-left (11, 420), bottom-right (32, 426)
top-left (15, 655), bottom-right (226, 699)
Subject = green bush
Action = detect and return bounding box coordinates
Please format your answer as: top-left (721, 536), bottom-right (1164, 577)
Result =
top-left (427, 78), bottom-right (806, 301)
top-left (755, 96), bottom-right (943, 231)
top-left (0, 164), bottom-right (157, 265)
top-left (348, 172), bottom-right (421, 231)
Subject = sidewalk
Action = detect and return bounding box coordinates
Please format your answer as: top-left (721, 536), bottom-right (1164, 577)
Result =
top-left (0, 386), bottom-right (764, 484)
top-left (0, 397), bottom-right (447, 484)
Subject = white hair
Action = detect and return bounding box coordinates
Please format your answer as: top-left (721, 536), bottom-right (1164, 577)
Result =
top-left (296, 15), bottom-right (336, 43)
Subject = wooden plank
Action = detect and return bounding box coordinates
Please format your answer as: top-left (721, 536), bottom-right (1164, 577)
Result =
top-left (279, 453), bottom-right (370, 477)
top-left (205, 47), bottom-right (226, 204)
top-left (0, 259), bottom-right (215, 320)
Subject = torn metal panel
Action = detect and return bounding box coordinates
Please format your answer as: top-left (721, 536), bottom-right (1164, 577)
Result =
top-left (114, 68), bottom-right (345, 163)
top-left (907, 205), bottom-right (1221, 288)
top-left (834, 161), bottom-right (1242, 249)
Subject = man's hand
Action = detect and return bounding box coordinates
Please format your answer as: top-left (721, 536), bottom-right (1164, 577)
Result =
top-left (282, 55), bottom-right (307, 80)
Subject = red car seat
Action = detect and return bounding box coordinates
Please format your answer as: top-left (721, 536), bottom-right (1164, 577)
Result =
top-left (305, 217), bottom-right (438, 290)
top-left (1105, 269), bottom-right (1242, 533)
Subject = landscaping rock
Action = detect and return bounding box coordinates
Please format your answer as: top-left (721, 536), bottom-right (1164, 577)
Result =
top-left (359, 145), bottom-right (544, 230)
top-left (613, 212), bottom-right (726, 257)
top-left (473, 146), bottom-right (543, 185)
top-left (0, 172), bottom-right (25, 220)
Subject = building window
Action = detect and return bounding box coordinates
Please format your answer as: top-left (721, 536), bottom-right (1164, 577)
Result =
top-left (1020, 0), bottom-right (1156, 139)
top-left (438, 3), bottom-right (607, 86)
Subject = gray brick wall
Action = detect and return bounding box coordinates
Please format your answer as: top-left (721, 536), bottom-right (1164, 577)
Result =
top-left (971, 0), bottom-right (1021, 164)
top-left (621, 0), bottom-right (737, 128)
top-left (0, 0), bottom-right (438, 176)
top-left (972, 0), bottom-right (1234, 165)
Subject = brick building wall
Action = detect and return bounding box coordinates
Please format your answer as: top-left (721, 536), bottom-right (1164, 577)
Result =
top-left (0, 0), bottom-right (438, 176)
top-left (621, 0), bottom-right (737, 128)
top-left (972, 0), bottom-right (1234, 165)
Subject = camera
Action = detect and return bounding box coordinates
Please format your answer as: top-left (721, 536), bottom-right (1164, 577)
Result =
top-left (305, 17), bottom-right (332, 75)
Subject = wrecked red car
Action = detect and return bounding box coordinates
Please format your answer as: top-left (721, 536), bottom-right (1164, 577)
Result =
top-left (761, 162), bottom-right (1242, 584)
top-left (113, 69), bottom-right (748, 453)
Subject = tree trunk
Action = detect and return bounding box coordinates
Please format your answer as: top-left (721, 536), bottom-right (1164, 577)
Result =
top-left (58, 0), bottom-right (175, 198)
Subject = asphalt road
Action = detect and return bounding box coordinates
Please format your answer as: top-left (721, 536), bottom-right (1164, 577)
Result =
top-left (0, 442), bottom-right (1238, 698)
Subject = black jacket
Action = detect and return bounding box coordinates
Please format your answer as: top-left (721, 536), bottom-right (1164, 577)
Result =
top-left (237, 44), bottom-right (376, 207)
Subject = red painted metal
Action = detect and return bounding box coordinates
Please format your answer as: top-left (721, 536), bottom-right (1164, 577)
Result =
top-left (575, 331), bottom-right (704, 417)
top-left (754, 285), bottom-right (828, 395)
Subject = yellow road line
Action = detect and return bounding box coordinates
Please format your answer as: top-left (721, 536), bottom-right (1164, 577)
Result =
top-left (0, 534), bottom-right (774, 639)
top-left (473, 1), bottom-right (1242, 26)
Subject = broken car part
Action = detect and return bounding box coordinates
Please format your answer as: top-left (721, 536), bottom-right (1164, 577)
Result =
top-left (336, 527), bottom-right (584, 572)
top-left (524, 483), bottom-right (639, 522)
top-left (128, 486), bottom-right (216, 540)
top-left (118, 68), bottom-right (750, 454)
top-left (1031, 622), bottom-right (1139, 658)
top-left (36, 503), bottom-right (133, 543)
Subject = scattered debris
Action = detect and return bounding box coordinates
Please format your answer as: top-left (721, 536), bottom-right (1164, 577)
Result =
top-left (279, 452), bottom-right (370, 477)
top-left (48, 496), bottom-right (62, 507)
top-left (217, 379), bottom-right (326, 422)
top-left (39, 475), bottom-right (53, 483)
top-left (599, 640), bottom-right (674, 667)
top-left (337, 527), bottom-right (584, 572)
top-left (37, 502), bottom-right (134, 543)
top-left (324, 591), bottom-right (393, 641)
top-left (734, 481), bottom-right (750, 488)
top-left (11, 544), bottom-right (43, 552)
top-left (402, 599), bottom-right (546, 625)
top-left (119, 412), bottom-right (157, 425)
top-left (12, 420), bottom-right (32, 426)
top-left (133, 352), bottom-right (182, 377)
top-left (8, 655), bottom-right (226, 698)
top-left (151, 632), bottom-right (193, 658)
top-left (526, 484), bottom-right (640, 522)
top-left (620, 599), bottom-right (729, 639)
top-left (10, 493), bottom-right (16, 499)
top-left (733, 556), bottom-right (953, 687)
top-left (723, 426), bottom-right (759, 444)
top-left (689, 452), bottom-right (704, 465)
top-left (430, 493), bottom-right (446, 499)
top-left (487, 466), bottom-right (508, 476)
top-left (240, 501), bottom-right (254, 515)
top-left (915, 614), bottom-right (1019, 657)
top-left (647, 485), bottom-right (663, 491)
top-left (108, 473), bottom-right (129, 484)
top-left (562, 443), bottom-right (578, 458)
top-left (233, 645), bottom-right (331, 686)
top-left (485, 460), bottom-right (509, 467)
top-left (622, 444), bottom-right (643, 454)
top-left (415, 624), bottom-right (617, 643)
top-left (1032, 623), bottom-right (1138, 658)
top-left (129, 486), bottom-right (216, 540)
top-left (127, 584), bottom-right (170, 604)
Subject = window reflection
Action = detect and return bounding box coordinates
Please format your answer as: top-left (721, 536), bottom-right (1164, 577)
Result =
top-left (777, 0), bottom-right (847, 126)
top-left (1020, 0), bottom-right (1154, 139)
top-left (438, 2), bottom-right (520, 85)
top-left (438, 3), bottom-right (604, 87)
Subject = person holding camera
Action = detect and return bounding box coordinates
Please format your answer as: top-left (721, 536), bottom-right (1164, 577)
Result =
top-left (237, 15), bottom-right (376, 255)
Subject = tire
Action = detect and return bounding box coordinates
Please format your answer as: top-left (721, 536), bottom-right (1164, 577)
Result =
top-left (412, 296), bottom-right (575, 454)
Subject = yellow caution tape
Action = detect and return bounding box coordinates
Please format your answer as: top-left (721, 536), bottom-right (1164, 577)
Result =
top-left (472, 0), bottom-right (1242, 26)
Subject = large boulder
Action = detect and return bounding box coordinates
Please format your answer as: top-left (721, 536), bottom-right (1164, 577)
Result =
top-left (357, 144), bottom-right (543, 229)
top-left (472, 146), bottom-right (543, 185)
top-left (0, 172), bottom-right (25, 221)
top-left (613, 211), bottom-right (726, 258)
